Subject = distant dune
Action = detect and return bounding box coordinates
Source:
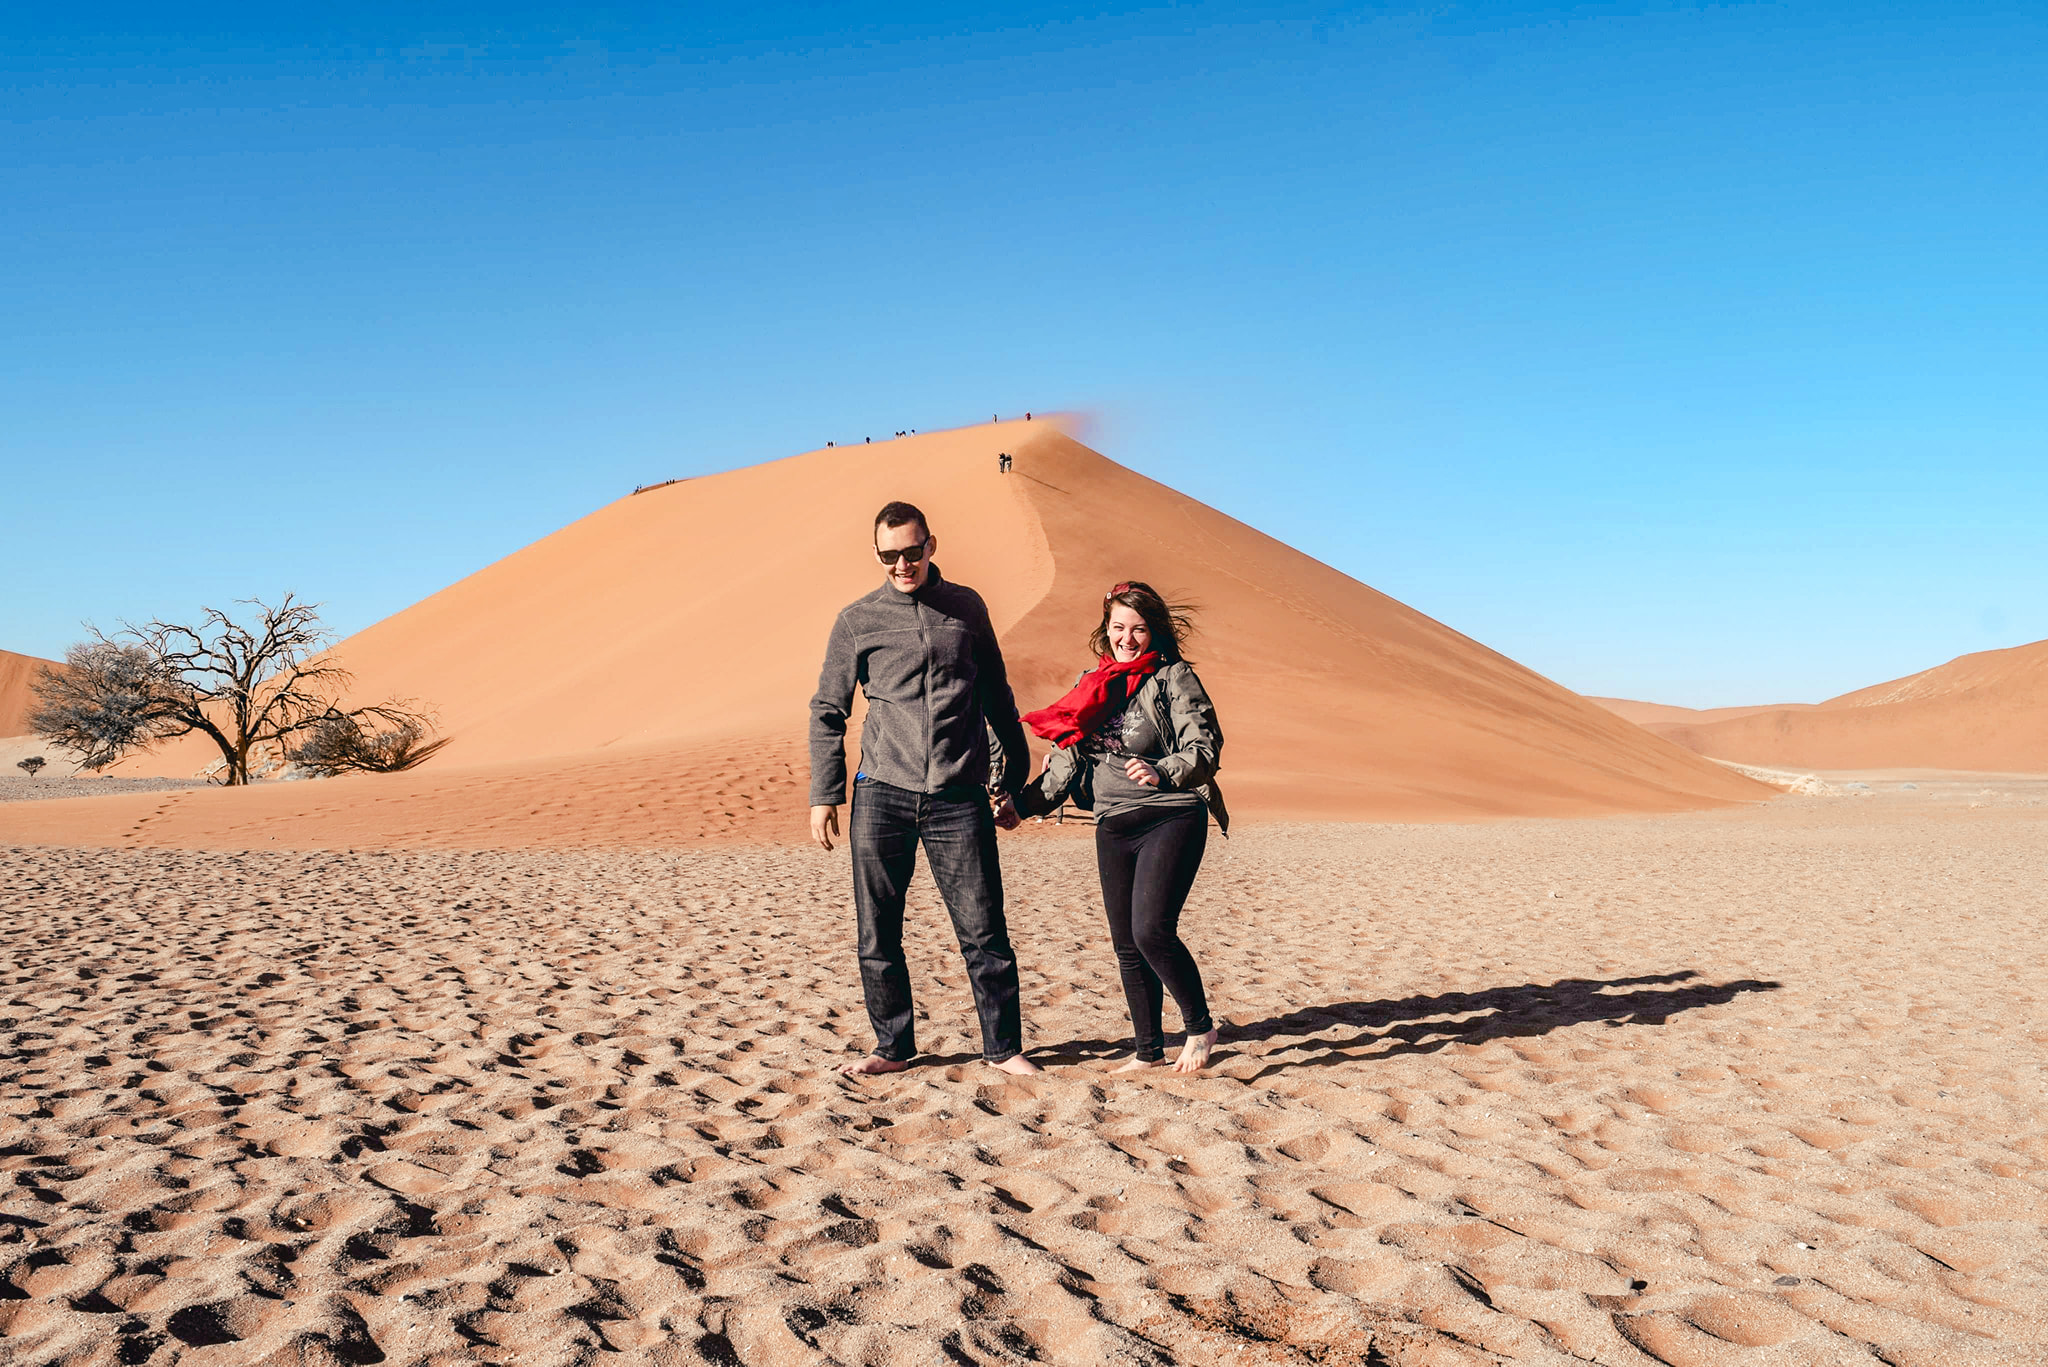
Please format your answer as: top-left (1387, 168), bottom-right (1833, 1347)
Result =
top-left (4, 423), bottom-right (1764, 849)
top-left (0, 649), bottom-right (59, 738)
top-left (1595, 638), bottom-right (2048, 771)
top-left (1585, 697), bottom-right (1816, 728)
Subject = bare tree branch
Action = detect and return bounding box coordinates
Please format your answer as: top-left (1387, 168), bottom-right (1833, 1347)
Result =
top-left (287, 702), bottom-right (448, 776)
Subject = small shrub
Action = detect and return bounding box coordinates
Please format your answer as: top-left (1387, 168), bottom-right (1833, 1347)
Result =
top-left (288, 710), bottom-right (447, 776)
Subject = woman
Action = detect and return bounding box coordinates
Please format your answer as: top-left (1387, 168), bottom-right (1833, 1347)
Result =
top-left (1016, 582), bottom-right (1227, 1073)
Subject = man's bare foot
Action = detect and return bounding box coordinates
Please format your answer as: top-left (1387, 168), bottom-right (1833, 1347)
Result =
top-left (1114, 1056), bottom-right (1167, 1073)
top-left (1172, 1028), bottom-right (1219, 1074)
top-left (839, 1055), bottom-right (911, 1078)
top-left (989, 1054), bottom-right (1042, 1075)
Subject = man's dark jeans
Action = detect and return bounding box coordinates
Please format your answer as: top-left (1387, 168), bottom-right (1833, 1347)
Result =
top-left (850, 776), bottom-right (1023, 1063)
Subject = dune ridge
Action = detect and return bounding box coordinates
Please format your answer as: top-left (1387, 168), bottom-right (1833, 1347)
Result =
top-left (3, 423), bottom-right (1762, 850)
top-left (999, 431), bottom-right (1764, 822)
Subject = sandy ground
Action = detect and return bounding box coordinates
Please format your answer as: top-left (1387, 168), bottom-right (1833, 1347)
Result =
top-left (0, 735), bottom-right (93, 785)
top-left (4, 797), bottom-right (2046, 1366)
top-left (0, 775), bottom-right (209, 805)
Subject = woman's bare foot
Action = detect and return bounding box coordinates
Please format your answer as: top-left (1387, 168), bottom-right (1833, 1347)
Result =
top-left (839, 1055), bottom-right (911, 1078)
top-left (1172, 1028), bottom-right (1218, 1073)
top-left (1114, 1056), bottom-right (1167, 1073)
top-left (990, 1054), bottom-right (1041, 1075)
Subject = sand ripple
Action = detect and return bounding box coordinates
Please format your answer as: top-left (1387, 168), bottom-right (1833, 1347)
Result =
top-left (3, 803), bottom-right (2045, 1364)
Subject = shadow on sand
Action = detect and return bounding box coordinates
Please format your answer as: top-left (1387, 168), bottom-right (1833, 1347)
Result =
top-left (1022, 970), bottom-right (1781, 1080)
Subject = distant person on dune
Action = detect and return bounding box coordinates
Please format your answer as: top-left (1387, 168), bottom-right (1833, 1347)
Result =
top-left (997, 452), bottom-right (1011, 474)
top-left (1017, 582), bottom-right (1227, 1073)
top-left (809, 501), bottom-right (1041, 1077)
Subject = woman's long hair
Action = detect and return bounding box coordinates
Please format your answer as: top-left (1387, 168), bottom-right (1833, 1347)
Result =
top-left (1089, 581), bottom-right (1195, 664)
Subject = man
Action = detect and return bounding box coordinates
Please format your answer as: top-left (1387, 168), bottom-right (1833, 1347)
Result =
top-left (809, 502), bottom-right (1040, 1077)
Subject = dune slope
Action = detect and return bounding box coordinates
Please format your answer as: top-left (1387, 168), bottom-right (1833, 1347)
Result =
top-left (998, 431), bottom-right (1763, 820)
top-left (3, 423), bottom-right (1762, 848)
top-left (0, 649), bottom-right (59, 738)
top-left (1588, 697), bottom-right (1814, 728)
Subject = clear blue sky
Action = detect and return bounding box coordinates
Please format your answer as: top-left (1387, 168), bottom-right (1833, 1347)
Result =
top-left (6, 3), bottom-right (2043, 706)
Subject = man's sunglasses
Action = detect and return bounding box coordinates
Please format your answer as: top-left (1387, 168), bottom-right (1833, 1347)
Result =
top-left (876, 538), bottom-right (932, 566)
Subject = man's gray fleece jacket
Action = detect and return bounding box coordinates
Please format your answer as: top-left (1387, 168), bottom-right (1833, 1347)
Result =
top-left (808, 566), bottom-right (1030, 806)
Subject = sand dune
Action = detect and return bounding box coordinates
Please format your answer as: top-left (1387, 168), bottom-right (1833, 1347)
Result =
top-left (1602, 639), bottom-right (2048, 772)
top-left (1587, 697), bottom-right (1815, 728)
top-left (5, 423), bottom-right (1762, 849)
top-left (995, 433), bottom-right (1762, 823)
top-left (0, 649), bottom-right (59, 738)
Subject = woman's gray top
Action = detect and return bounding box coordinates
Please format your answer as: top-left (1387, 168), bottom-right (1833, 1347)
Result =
top-left (1018, 661), bottom-right (1226, 827)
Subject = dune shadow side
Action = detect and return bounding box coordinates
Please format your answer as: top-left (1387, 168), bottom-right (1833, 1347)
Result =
top-left (1026, 970), bottom-right (1781, 1077)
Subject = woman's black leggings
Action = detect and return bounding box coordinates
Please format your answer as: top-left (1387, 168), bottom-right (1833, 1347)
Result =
top-left (1095, 803), bottom-right (1213, 1061)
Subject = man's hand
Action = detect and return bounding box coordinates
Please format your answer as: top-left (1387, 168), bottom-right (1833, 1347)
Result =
top-left (809, 804), bottom-right (842, 851)
top-left (992, 793), bottom-right (1021, 830)
top-left (1124, 757), bottom-right (1161, 788)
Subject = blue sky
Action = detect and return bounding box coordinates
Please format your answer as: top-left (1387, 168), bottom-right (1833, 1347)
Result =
top-left (5, 3), bottom-right (2043, 705)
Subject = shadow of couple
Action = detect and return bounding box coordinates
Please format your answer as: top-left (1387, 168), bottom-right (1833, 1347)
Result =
top-left (1014, 970), bottom-right (1780, 1080)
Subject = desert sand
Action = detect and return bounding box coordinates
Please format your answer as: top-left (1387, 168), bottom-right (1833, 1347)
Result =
top-left (5, 790), bottom-right (2046, 1365)
top-left (4, 422), bottom-right (1762, 851)
top-left (0, 649), bottom-right (60, 740)
top-left (1593, 638), bottom-right (2048, 772)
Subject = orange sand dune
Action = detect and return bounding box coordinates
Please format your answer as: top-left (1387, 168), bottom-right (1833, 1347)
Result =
top-left (1588, 696), bottom-right (1817, 728)
top-left (1624, 639), bottom-right (2048, 772)
top-left (4, 423), bottom-right (1764, 848)
top-left (0, 648), bottom-right (59, 737)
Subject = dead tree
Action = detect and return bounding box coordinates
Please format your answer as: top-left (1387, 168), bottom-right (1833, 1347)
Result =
top-left (29, 595), bottom-right (436, 785)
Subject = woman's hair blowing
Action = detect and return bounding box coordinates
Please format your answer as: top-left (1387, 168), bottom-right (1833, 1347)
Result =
top-left (1090, 581), bottom-right (1195, 663)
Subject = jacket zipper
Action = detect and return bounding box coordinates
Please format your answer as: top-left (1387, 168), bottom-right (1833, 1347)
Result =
top-left (917, 593), bottom-right (933, 791)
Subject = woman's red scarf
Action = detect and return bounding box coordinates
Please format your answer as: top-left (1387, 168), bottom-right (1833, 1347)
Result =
top-left (1022, 652), bottom-right (1162, 749)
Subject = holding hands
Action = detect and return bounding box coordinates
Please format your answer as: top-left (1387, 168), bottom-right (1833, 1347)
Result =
top-left (991, 791), bottom-right (1021, 830)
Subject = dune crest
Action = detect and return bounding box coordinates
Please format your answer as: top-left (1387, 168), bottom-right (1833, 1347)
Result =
top-left (6, 423), bottom-right (1761, 849)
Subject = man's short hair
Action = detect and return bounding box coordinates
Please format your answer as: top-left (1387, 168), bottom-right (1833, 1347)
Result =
top-left (874, 501), bottom-right (929, 540)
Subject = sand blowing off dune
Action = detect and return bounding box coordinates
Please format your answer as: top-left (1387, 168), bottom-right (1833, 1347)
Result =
top-left (2, 422), bottom-right (1761, 851)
